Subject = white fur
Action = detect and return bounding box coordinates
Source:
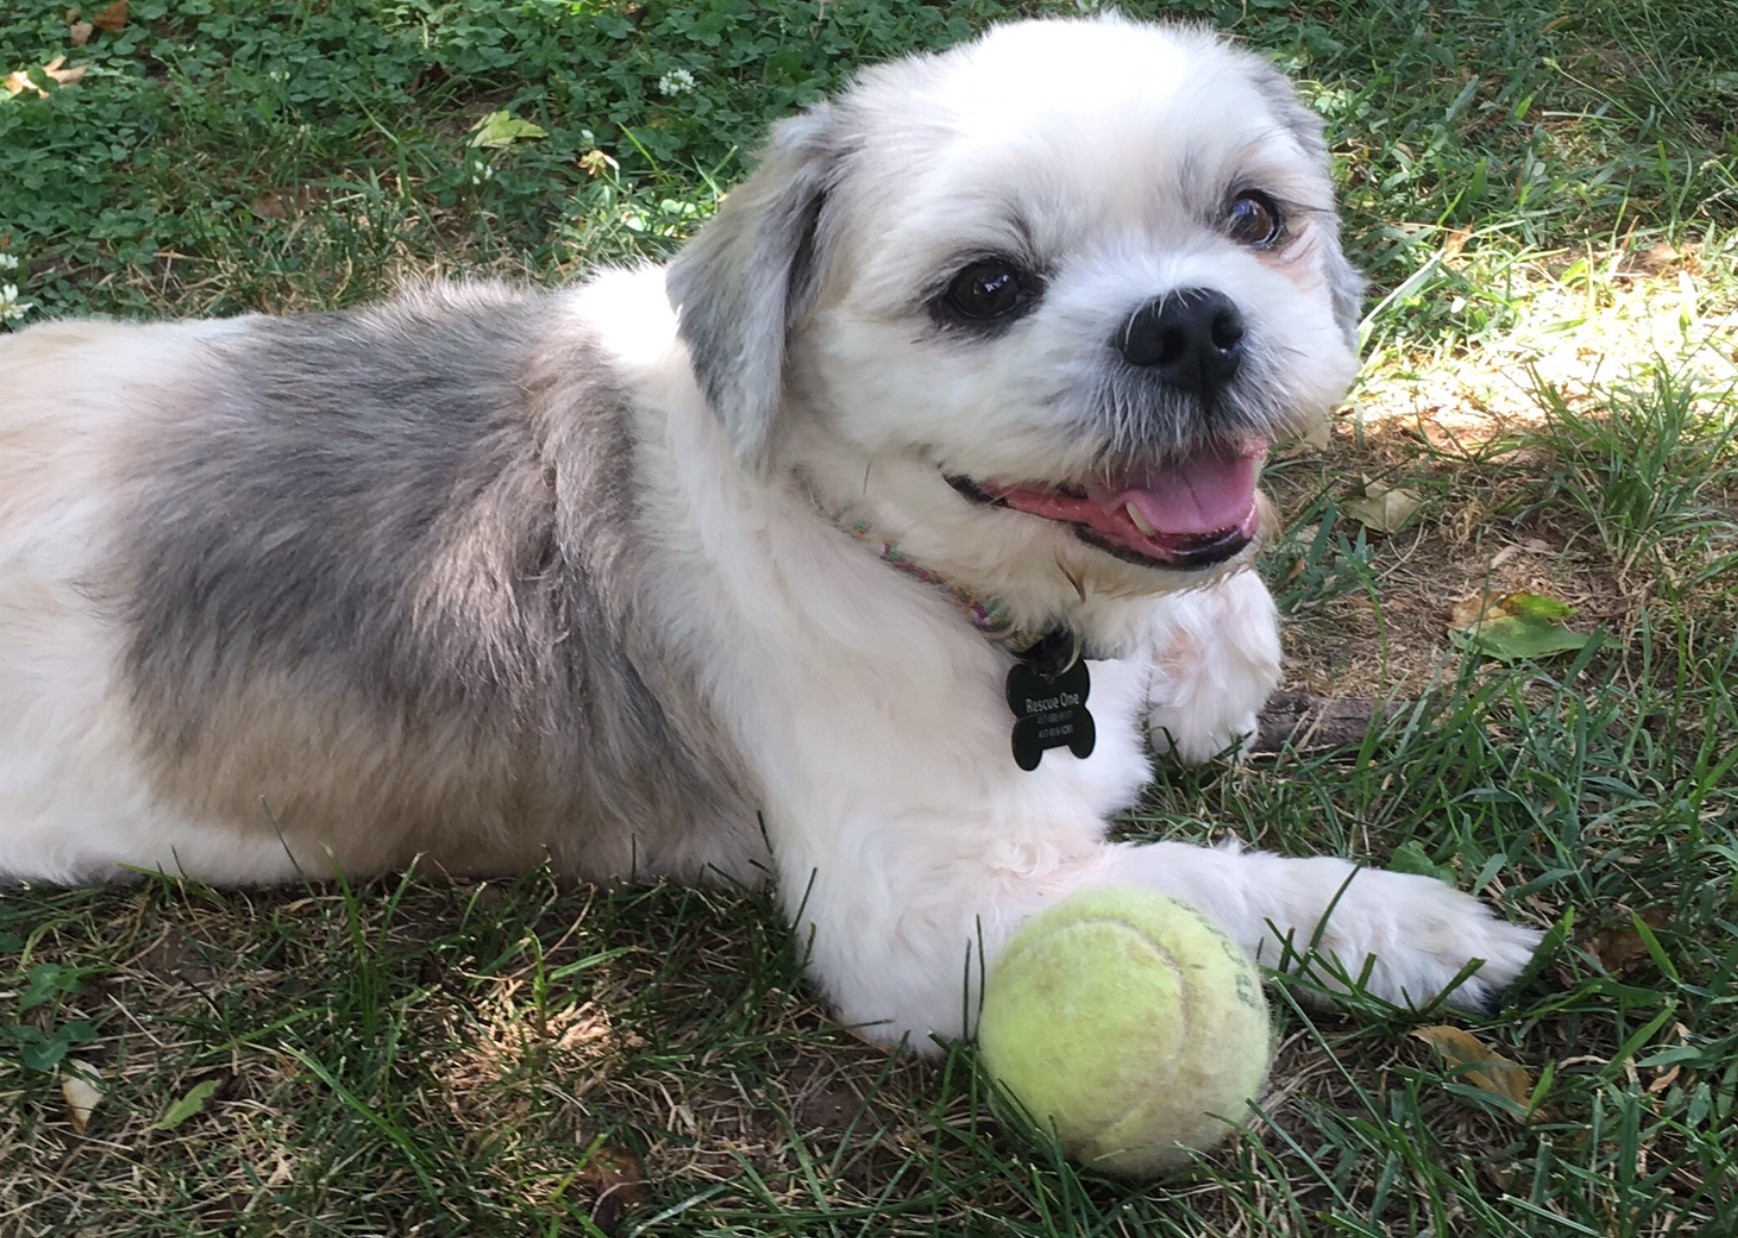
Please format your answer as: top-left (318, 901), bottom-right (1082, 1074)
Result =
top-left (0, 18), bottom-right (1541, 1050)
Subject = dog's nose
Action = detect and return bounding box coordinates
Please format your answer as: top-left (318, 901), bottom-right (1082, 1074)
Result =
top-left (1115, 288), bottom-right (1245, 398)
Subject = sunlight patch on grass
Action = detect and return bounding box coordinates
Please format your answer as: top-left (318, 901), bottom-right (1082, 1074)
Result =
top-left (1356, 229), bottom-right (1738, 443)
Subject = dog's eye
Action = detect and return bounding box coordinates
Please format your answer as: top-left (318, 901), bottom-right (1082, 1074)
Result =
top-left (1227, 191), bottom-right (1284, 247)
top-left (944, 259), bottom-right (1029, 320)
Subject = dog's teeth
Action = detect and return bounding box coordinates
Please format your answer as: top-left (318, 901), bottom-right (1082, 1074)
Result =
top-left (1125, 502), bottom-right (1160, 537)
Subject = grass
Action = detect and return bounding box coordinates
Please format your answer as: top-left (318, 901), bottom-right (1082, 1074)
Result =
top-left (2, 0), bottom-right (1736, 1234)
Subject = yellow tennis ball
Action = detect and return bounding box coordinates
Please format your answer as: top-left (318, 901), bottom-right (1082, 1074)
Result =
top-left (978, 886), bottom-right (1273, 1177)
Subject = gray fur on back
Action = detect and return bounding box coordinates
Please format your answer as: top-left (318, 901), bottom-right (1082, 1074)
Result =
top-left (114, 283), bottom-right (760, 880)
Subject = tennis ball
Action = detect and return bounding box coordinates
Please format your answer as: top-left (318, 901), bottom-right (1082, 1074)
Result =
top-left (978, 886), bottom-right (1272, 1177)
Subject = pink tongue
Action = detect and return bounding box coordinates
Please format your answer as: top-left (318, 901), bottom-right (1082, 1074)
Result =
top-left (1086, 451), bottom-right (1259, 536)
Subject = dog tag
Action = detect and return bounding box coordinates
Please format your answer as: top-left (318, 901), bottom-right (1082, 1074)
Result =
top-left (1006, 631), bottom-right (1094, 771)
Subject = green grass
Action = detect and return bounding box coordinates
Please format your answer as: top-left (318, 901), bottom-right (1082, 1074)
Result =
top-left (3, 0), bottom-right (1737, 1234)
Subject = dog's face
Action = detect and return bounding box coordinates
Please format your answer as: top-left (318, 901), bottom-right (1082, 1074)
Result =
top-left (669, 17), bottom-right (1362, 599)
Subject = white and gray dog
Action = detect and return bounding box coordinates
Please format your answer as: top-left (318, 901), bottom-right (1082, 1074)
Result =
top-left (0, 17), bottom-right (1539, 1047)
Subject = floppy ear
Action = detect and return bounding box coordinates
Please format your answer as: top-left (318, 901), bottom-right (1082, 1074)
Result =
top-left (666, 105), bottom-right (840, 471)
top-left (1240, 55), bottom-right (1368, 350)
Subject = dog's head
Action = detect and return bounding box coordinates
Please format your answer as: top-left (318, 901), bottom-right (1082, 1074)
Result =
top-left (668, 16), bottom-right (1362, 604)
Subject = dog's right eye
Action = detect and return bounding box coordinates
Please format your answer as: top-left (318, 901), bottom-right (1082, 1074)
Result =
top-left (943, 259), bottom-right (1031, 321)
top-left (1227, 190), bottom-right (1285, 248)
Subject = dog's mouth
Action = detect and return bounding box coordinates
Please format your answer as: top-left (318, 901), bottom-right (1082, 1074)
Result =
top-left (947, 442), bottom-right (1267, 570)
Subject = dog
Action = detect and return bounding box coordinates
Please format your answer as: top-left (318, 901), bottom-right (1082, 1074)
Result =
top-left (0, 16), bottom-right (1541, 1048)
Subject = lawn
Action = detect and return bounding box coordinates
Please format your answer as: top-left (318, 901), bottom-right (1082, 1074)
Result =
top-left (1, 1), bottom-right (1735, 1234)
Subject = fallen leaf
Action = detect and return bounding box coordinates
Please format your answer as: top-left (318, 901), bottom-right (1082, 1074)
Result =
top-left (1341, 479), bottom-right (1423, 534)
top-left (1584, 908), bottom-right (1671, 977)
top-left (91, 0), bottom-right (128, 33)
top-left (573, 1144), bottom-right (649, 1233)
top-left (68, 19), bottom-right (94, 45)
top-left (154, 1077), bottom-right (223, 1130)
top-left (1446, 593), bottom-right (1487, 630)
top-left (4, 55), bottom-right (88, 97)
top-left (1487, 539), bottom-right (1553, 569)
top-left (264, 1147), bottom-right (295, 1188)
top-left (1449, 591), bottom-right (1591, 663)
top-left (61, 1063), bottom-right (103, 1134)
top-left (250, 184), bottom-right (329, 220)
top-left (468, 109), bottom-right (548, 148)
top-left (1414, 1025), bottom-right (1537, 1117)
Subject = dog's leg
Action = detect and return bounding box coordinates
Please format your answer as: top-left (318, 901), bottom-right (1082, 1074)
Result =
top-left (749, 642), bottom-right (1162, 1049)
top-left (801, 826), bottom-right (1542, 1048)
top-left (787, 816), bottom-right (1541, 1048)
top-left (1098, 838), bottom-right (1544, 1016)
top-left (753, 640), bottom-right (1538, 1049)
top-left (1132, 574), bottom-right (1542, 1005)
top-left (1143, 568), bottom-right (1281, 763)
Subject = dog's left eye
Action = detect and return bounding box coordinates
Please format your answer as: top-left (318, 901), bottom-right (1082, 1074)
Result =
top-left (1227, 191), bottom-right (1285, 247)
top-left (943, 259), bottom-right (1033, 321)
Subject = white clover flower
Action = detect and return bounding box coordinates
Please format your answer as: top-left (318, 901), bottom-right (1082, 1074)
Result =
top-left (0, 253), bottom-right (17, 271)
top-left (0, 284), bottom-right (33, 321)
top-left (658, 68), bottom-right (696, 97)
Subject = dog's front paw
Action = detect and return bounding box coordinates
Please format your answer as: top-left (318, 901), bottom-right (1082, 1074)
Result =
top-left (1148, 701), bottom-right (1263, 765)
top-left (1144, 571), bottom-right (1282, 764)
top-left (1263, 859), bottom-right (1543, 1013)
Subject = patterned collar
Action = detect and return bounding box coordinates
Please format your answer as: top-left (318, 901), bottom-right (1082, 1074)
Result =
top-left (837, 518), bottom-right (1073, 665)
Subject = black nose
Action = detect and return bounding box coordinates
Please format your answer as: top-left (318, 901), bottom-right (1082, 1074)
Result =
top-left (1115, 288), bottom-right (1246, 399)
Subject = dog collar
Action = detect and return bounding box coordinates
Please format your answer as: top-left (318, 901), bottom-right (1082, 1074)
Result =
top-left (837, 519), bottom-right (1096, 771)
top-left (839, 518), bottom-right (1033, 640)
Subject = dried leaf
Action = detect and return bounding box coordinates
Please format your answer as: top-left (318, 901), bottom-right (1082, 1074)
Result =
top-left (91, 0), bottom-right (128, 33)
top-left (1446, 593), bottom-right (1487, 630)
top-left (265, 1150), bottom-right (294, 1187)
top-left (61, 1063), bottom-right (103, 1134)
top-left (574, 1144), bottom-right (649, 1233)
top-left (1414, 1025), bottom-right (1537, 1117)
top-left (68, 20), bottom-right (94, 45)
top-left (1487, 538), bottom-right (1553, 569)
top-left (4, 56), bottom-right (89, 97)
top-left (468, 109), bottom-right (548, 148)
top-left (1584, 908), bottom-right (1671, 978)
top-left (1449, 591), bottom-right (1590, 663)
top-left (1341, 479), bottom-right (1423, 534)
top-left (154, 1077), bottom-right (223, 1130)
top-left (250, 185), bottom-right (328, 220)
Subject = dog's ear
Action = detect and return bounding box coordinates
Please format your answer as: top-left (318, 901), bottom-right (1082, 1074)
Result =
top-left (666, 106), bottom-right (840, 472)
top-left (1241, 56), bottom-right (1368, 350)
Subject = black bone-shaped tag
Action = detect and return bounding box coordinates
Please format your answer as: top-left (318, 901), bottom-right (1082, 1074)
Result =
top-left (1006, 631), bottom-right (1095, 772)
